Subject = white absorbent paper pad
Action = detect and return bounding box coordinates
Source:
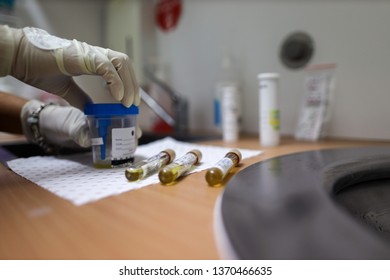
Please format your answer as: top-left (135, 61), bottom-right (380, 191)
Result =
top-left (7, 137), bottom-right (262, 206)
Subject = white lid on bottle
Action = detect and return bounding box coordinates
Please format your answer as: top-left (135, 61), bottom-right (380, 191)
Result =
top-left (257, 73), bottom-right (280, 80)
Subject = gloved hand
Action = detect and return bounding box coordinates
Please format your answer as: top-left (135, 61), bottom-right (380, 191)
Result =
top-left (21, 99), bottom-right (142, 152)
top-left (21, 99), bottom-right (90, 150)
top-left (0, 25), bottom-right (140, 109)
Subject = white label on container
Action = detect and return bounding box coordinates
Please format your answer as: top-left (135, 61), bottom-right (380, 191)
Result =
top-left (91, 137), bottom-right (104, 146)
top-left (174, 153), bottom-right (198, 177)
top-left (111, 127), bottom-right (136, 160)
top-left (215, 157), bottom-right (234, 174)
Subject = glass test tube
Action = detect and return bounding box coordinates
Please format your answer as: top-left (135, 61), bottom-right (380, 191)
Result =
top-left (125, 149), bottom-right (176, 181)
top-left (205, 149), bottom-right (242, 187)
top-left (158, 149), bottom-right (202, 185)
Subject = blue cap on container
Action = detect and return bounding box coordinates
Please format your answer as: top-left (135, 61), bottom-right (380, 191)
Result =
top-left (84, 103), bottom-right (139, 116)
top-left (84, 103), bottom-right (138, 161)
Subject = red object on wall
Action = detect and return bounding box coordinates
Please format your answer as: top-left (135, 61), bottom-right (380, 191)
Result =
top-left (155, 0), bottom-right (182, 32)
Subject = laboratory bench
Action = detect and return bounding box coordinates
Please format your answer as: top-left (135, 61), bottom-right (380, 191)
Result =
top-left (1, 133), bottom-right (390, 260)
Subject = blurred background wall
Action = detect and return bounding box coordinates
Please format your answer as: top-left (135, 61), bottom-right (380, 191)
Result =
top-left (153, 0), bottom-right (390, 140)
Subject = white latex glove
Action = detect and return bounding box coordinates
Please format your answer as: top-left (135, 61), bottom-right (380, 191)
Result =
top-left (0, 25), bottom-right (140, 109)
top-left (21, 100), bottom-right (90, 150)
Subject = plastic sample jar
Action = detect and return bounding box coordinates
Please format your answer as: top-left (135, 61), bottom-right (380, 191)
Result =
top-left (84, 103), bottom-right (139, 168)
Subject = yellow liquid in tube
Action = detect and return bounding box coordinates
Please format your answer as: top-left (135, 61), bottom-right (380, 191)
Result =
top-left (125, 149), bottom-right (175, 181)
top-left (159, 149), bottom-right (202, 185)
top-left (205, 149), bottom-right (242, 187)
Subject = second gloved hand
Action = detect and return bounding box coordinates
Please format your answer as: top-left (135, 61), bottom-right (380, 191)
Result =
top-left (21, 100), bottom-right (143, 152)
top-left (21, 100), bottom-right (91, 150)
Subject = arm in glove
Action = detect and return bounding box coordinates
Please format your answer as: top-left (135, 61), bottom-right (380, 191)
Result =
top-left (0, 25), bottom-right (140, 109)
top-left (21, 100), bottom-right (91, 151)
top-left (20, 100), bottom-right (142, 153)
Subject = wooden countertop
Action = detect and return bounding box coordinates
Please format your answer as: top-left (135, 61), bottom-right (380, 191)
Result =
top-left (1, 135), bottom-right (390, 260)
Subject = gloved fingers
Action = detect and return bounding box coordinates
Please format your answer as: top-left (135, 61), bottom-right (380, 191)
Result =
top-left (91, 47), bottom-right (128, 105)
top-left (72, 120), bottom-right (91, 148)
top-left (64, 42), bottom-right (125, 105)
top-left (136, 126), bottom-right (142, 139)
top-left (106, 49), bottom-right (140, 107)
top-left (58, 106), bottom-right (90, 148)
top-left (134, 89), bottom-right (141, 106)
top-left (96, 52), bottom-right (127, 104)
top-left (39, 104), bottom-right (91, 149)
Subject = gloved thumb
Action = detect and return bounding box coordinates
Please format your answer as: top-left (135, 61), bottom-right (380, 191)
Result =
top-left (39, 104), bottom-right (91, 148)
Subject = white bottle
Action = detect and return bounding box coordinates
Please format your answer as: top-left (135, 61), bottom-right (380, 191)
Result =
top-left (215, 54), bottom-right (241, 141)
top-left (221, 86), bottom-right (240, 142)
top-left (258, 73), bottom-right (280, 146)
